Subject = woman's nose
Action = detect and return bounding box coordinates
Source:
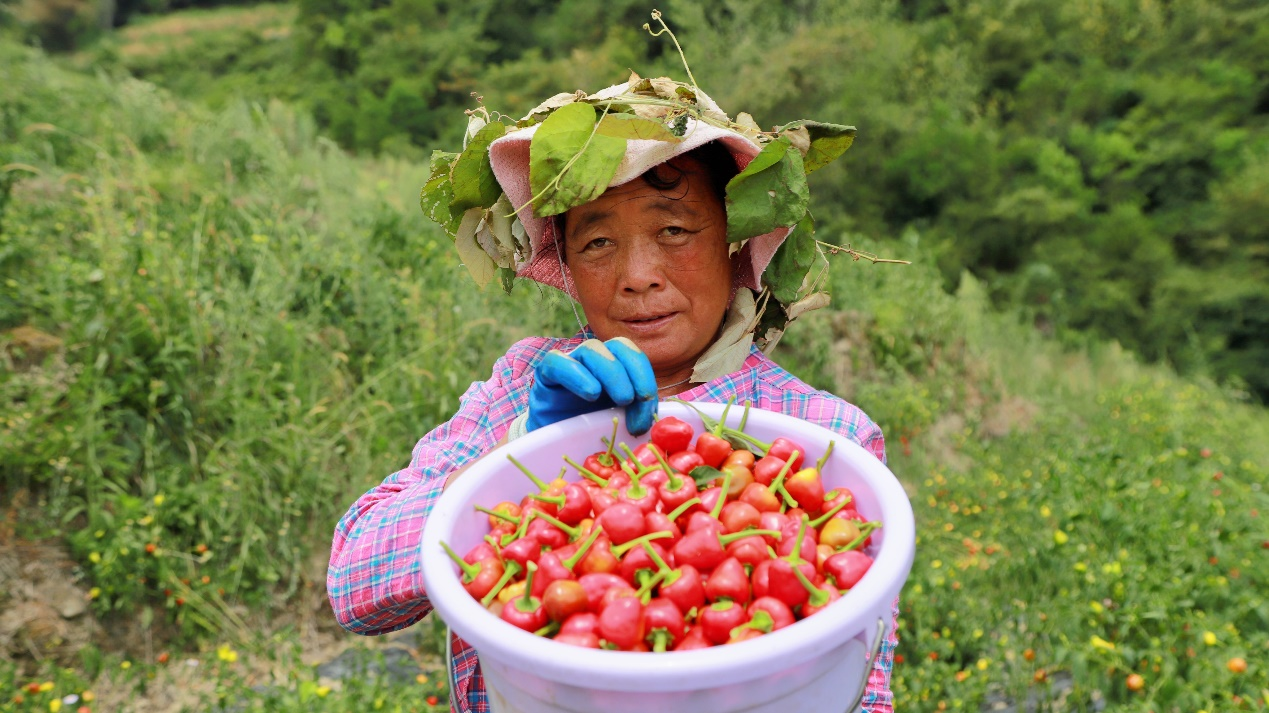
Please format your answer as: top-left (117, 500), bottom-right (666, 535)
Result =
top-left (616, 239), bottom-right (666, 293)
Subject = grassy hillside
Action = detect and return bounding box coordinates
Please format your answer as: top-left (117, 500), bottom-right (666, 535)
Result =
top-left (2, 36), bottom-right (1267, 712)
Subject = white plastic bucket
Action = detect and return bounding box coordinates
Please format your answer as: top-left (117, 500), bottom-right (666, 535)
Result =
top-left (419, 401), bottom-right (915, 713)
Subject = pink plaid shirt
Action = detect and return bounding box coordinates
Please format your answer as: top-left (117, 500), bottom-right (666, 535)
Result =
top-left (328, 333), bottom-right (898, 712)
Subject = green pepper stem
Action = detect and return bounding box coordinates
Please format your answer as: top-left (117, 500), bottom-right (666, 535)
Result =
top-left (775, 482), bottom-right (798, 510)
top-left (474, 504), bottom-right (521, 525)
top-left (507, 454), bottom-right (549, 492)
top-left (651, 629), bottom-right (669, 653)
top-left (815, 441), bottom-right (835, 472)
top-left (713, 396), bottom-right (736, 437)
top-left (792, 564), bottom-right (830, 607)
top-left (730, 609), bottom-right (774, 639)
top-left (480, 561), bottom-right (522, 607)
top-left (618, 445), bottom-right (649, 499)
top-left (530, 510), bottom-right (581, 539)
top-left (738, 400), bottom-right (752, 431)
top-left (724, 428), bottom-right (770, 453)
top-left (563, 455), bottom-right (608, 486)
top-left (605, 417), bottom-right (619, 457)
top-left (611, 531), bottom-right (671, 558)
top-left (561, 526), bottom-right (602, 570)
top-left (710, 468), bottom-right (734, 519)
top-left (837, 521), bottom-right (883, 552)
top-left (784, 516), bottom-right (810, 565)
top-left (516, 561), bottom-right (539, 611)
top-left (440, 540), bottom-right (481, 582)
top-left (651, 446), bottom-right (684, 491)
top-left (718, 528), bottom-right (782, 546)
top-left (635, 570), bottom-right (665, 602)
top-left (528, 492), bottom-right (565, 506)
top-left (515, 509), bottom-right (533, 540)
top-left (640, 541), bottom-right (673, 574)
top-left (766, 451), bottom-right (800, 495)
top-left (534, 621), bottom-right (561, 638)
top-left (808, 497), bottom-right (852, 529)
top-left (666, 498), bottom-right (702, 522)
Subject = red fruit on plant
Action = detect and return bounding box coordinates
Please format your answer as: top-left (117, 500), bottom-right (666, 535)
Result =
top-left (685, 511), bottom-right (725, 536)
top-left (799, 581), bottom-right (841, 618)
top-left (740, 482), bottom-right (782, 513)
top-left (577, 536), bottom-right (620, 575)
top-left (721, 464), bottom-right (754, 498)
top-left (643, 511), bottom-right (683, 547)
top-left (725, 534), bottom-right (771, 568)
top-left (501, 536), bottom-right (542, 568)
top-left (643, 598), bottom-right (688, 651)
top-left (599, 596), bottom-right (645, 650)
top-left (752, 456), bottom-right (787, 486)
top-left (560, 611), bottom-right (599, 636)
top-left (650, 417), bottom-right (694, 455)
top-left (658, 564), bottom-right (706, 614)
top-left (673, 625), bottom-right (713, 651)
top-left (633, 443), bottom-right (665, 468)
top-left (526, 518), bottom-right (569, 550)
top-left (532, 551), bottom-right (576, 596)
top-left (588, 488), bottom-right (619, 517)
top-left (600, 584), bottom-right (638, 613)
top-left (577, 572), bottom-right (629, 612)
top-left (695, 433), bottom-right (733, 468)
top-left (584, 451), bottom-right (619, 479)
top-left (723, 450), bottom-right (756, 469)
top-left (619, 542), bottom-right (668, 587)
top-left (764, 559), bottom-right (817, 608)
top-left (783, 468), bottom-right (826, 513)
top-left (501, 563), bottom-right (548, 632)
top-left (555, 483), bottom-right (593, 525)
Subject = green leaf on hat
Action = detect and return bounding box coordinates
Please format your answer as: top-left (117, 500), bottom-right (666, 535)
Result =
top-left (454, 208), bottom-right (497, 288)
top-left (529, 103), bottom-right (626, 217)
top-left (778, 121), bottom-right (857, 174)
top-left (763, 212), bottom-right (816, 304)
top-left (595, 113), bottom-right (681, 143)
top-left (421, 150), bottom-right (461, 237)
top-left (724, 136), bottom-right (809, 243)
top-left (449, 122), bottom-right (507, 213)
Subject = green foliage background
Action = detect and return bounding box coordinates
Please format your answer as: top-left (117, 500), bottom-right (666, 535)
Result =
top-left (2, 2), bottom-right (1268, 712)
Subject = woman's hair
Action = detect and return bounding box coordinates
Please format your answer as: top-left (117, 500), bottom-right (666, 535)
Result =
top-left (640, 141), bottom-right (740, 203)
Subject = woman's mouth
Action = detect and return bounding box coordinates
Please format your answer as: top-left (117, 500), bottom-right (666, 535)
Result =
top-left (621, 312), bottom-right (677, 333)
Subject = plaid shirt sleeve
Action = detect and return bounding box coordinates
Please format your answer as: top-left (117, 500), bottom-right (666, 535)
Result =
top-left (326, 338), bottom-right (549, 636)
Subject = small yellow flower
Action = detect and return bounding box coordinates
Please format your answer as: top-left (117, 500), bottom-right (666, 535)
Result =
top-left (89, 587), bottom-right (101, 599)
top-left (1040, 506), bottom-right (1051, 517)
top-left (120, 661), bottom-right (131, 670)
top-left (1074, 562), bottom-right (1087, 572)
top-left (39, 681), bottom-right (55, 692)
top-left (976, 658), bottom-right (990, 670)
top-left (1203, 631), bottom-right (1217, 646)
top-left (1053, 530), bottom-right (1069, 545)
top-left (416, 674), bottom-right (429, 684)
top-left (153, 494), bottom-right (165, 506)
top-left (88, 552), bottom-right (101, 564)
top-left (1090, 636), bottom-right (1116, 651)
top-left (138, 515), bottom-right (153, 526)
top-left (315, 686), bottom-right (331, 698)
top-left (1090, 601), bottom-right (1104, 614)
top-left (49, 700), bottom-right (61, 713)
top-left (217, 644), bottom-right (238, 663)
top-left (81, 692), bottom-right (95, 703)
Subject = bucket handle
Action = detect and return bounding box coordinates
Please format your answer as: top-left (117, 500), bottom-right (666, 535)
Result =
top-left (446, 617), bottom-right (887, 713)
top-left (843, 616), bottom-right (887, 713)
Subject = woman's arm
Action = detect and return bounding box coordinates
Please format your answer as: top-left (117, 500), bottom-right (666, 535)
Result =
top-left (326, 348), bottom-right (532, 635)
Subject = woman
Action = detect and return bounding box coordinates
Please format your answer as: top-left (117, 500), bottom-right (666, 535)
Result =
top-left (327, 76), bottom-right (897, 712)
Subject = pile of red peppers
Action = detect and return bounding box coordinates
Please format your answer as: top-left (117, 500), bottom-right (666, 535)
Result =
top-left (440, 404), bottom-right (881, 651)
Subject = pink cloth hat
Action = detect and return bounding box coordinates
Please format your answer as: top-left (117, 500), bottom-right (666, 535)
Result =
top-left (488, 116), bottom-right (791, 296)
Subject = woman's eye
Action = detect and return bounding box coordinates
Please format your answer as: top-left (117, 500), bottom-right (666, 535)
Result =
top-left (662, 226), bottom-right (686, 237)
top-left (583, 237), bottom-right (613, 251)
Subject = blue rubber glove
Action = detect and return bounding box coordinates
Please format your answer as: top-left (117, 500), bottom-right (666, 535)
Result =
top-left (526, 337), bottom-right (658, 436)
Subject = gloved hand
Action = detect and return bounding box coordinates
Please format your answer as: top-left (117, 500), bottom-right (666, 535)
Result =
top-left (526, 337), bottom-right (658, 436)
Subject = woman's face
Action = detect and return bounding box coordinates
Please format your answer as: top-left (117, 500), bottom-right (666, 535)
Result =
top-left (562, 156), bottom-right (734, 378)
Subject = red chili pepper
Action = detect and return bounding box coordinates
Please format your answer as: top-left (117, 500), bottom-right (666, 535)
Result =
top-left (684, 510), bottom-right (725, 536)
top-left (596, 502), bottom-right (647, 545)
top-left (588, 488), bottom-right (619, 517)
top-left (725, 534), bottom-right (771, 569)
top-left (643, 510), bottom-right (683, 547)
top-left (554, 483), bottom-right (593, 525)
top-left (695, 433), bottom-right (733, 468)
top-left (479, 560), bottom-right (523, 608)
top-left (767, 438), bottom-right (805, 471)
top-left (599, 596), bottom-right (645, 650)
top-left (582, 450), bottom-right (619, 480)
top-left (721, 463), bottom-right (754, 499)
top-left (657, 563), bottom-right (706, 615)
top-left (543, 579), bottom-right (589, 622)
top-left (704, 556), bottom-right (752, 604)
top-left (600, 584), bottom-right (638, 613)
top-left (673, 625), bottom-right (713, 651)
top-left (668, 450), bottom-right (705, 474)
top-left (758, 511), bottom-right (790, 539)
top-left (751, 456), bottom-right (787, 487)
top-left (554, 631), bottom-right (601, 648)
top-left (822, 550), bottom-right (874, 589)
top-left (633, 442), bottom-right (665, 469)
top-left (576, 535), bottom-right (620, 576)
top-left (799, 580), bottom-right (842, 618)
top-left (643, 597), bottom-right (688, 652)
top-left (577, 572), bottom-right (629, 613)
top-left (763, 558), bottom-right (818, 608)
top-left (822, 488), bottom-right (855, 514)
top-left (720, 501), bottom-right (761, 534)
top-left (783, 467), bottom-right (826, 513)
top-left (619, 541), bottom-right (669, 588)
top-left (526, 516), bottom-right (571, 550)
top-left (440, 541), bottom-right (505, 600)
top-left (674, 528), bottom-right (781, 573)
top-left (700, 600), bottom-right (747, 644)
top-left (748, 596), bottom-right (795, 631)
top-left (500, 562), bottom-right (548, 632)
top-left (462, 541), bottom-right (499, 566)
top-left (650, 416), bottom-right (694, 454)
top-left (775, 517), bottom-right (818, 562)
top-left (531, 551), bottom-right (576, 596)
top-left (501, 536), bottom-right (542, 569)
top-left (739, 481), bottom-right (782, 513)
top-left (560, 611), bottom-right (599, 636)
top-left (765, 451), bottom-right (801, 510)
